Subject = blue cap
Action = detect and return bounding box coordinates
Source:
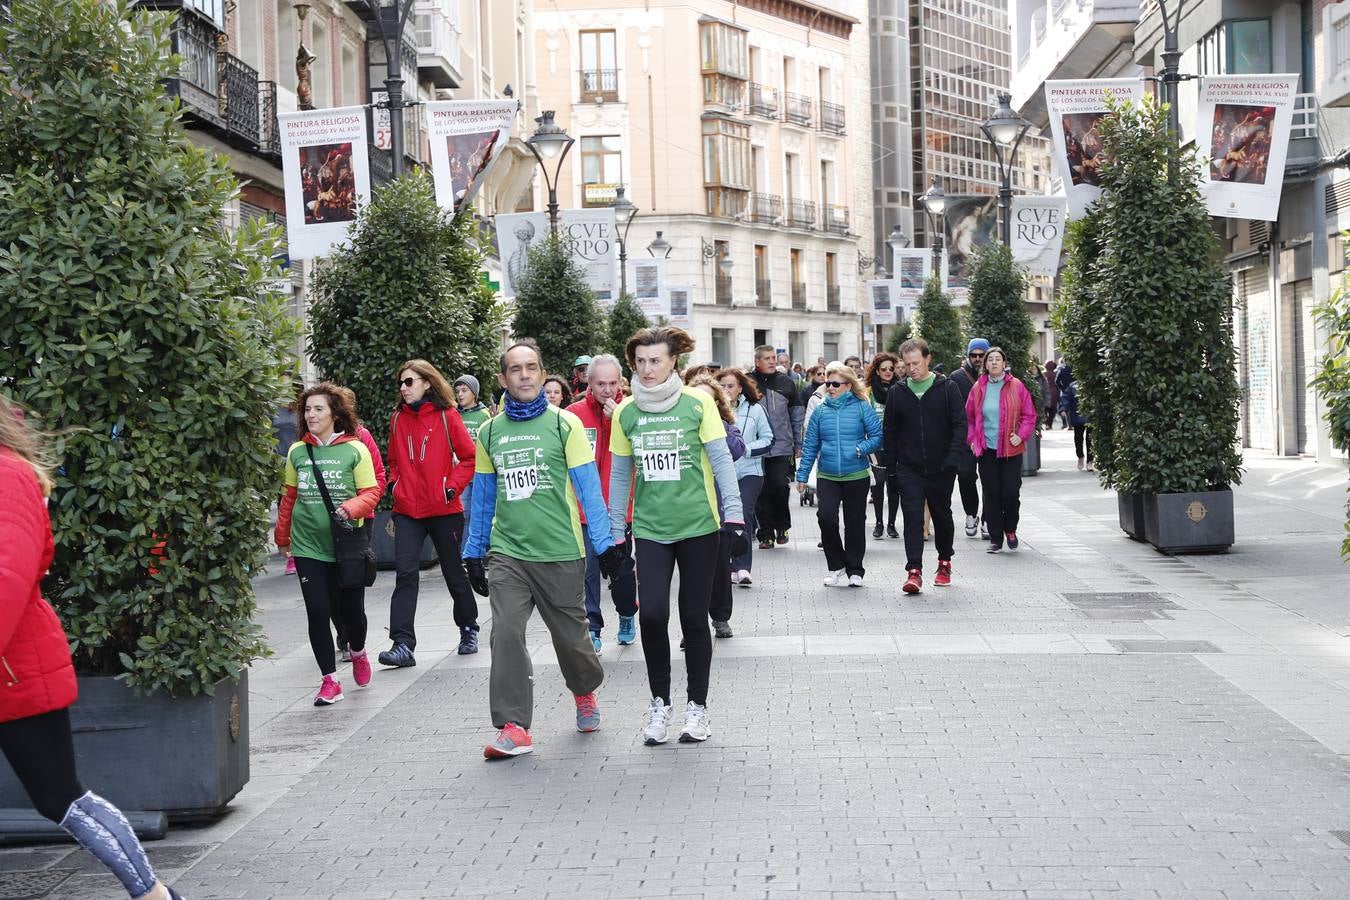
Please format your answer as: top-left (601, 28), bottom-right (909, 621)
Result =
top-left (967, 338), bottom-right (991, 354)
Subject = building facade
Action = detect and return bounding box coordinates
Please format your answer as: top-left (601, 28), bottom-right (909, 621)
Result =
top-left (871, 0), bottom-right (917, 280)
top-left (533, 0), bottom-right (872, 368)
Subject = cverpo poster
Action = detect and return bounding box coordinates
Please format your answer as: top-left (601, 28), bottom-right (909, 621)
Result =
top-left (667, 285), bottom-right (694, 329)
top-left (1197, 74), bottom-right (1300, 221)
top-left (425, 100), bottom-right (516, 213)
top-left (868, 280), bottom-right (897, 326)
top-left (1044, 78), bottom-right (1146, 218)
top-left (1010, 196), bottom-right (1067, 276)
top-left (893, 249), bottom-right (931, 314)
top-left (628, 257), bottom-right (668, 319)
top-left (278, 106), bottom-right (371, 259)
top-left (943, 196), bottom-right (998, 301)
top-left (496, 209), bottom-right (618, 303)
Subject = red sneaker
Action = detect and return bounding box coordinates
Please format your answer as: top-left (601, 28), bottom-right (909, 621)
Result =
top-left (934, 560), bottom-right (952, 586)
top-left (484, 723), bottom-right (533, 759)
top-left (902, 568), bottom-right (922, 594)
top-left (313, 675), bottom-right (343, 707)
top-left (351, 650), bottom-right (372, 687)
top-left (574, 692), bottom-right (600, 733)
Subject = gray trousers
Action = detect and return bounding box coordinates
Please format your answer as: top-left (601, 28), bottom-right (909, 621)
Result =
top-left (488, 553), bottom-right (604, 729)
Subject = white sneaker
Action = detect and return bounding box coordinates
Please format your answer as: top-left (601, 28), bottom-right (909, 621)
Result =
top-left (848, 574), bottom-right (864, 587)
top-left (643, 697), bottom-right (673, 746)
top-left (678, 701), bottom-right (712, 743)
top-left (730, 569), bottom-right (743, 585)
top-left (822, 569), bottom-right (847, 587)
top-left (964, 515), bottom-right (978, 537)
top-left (736, 569), bottom-right (752, 586)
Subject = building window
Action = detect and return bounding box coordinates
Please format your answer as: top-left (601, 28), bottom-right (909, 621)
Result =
top-left (703, 115), bottom-right (750, 217)
top-left (789, 331), bottom-right (806, 365)
top-left (700, 19), bottom-right (748, 78)
top-left (1198, 19), bottom-right (1271, 75)
top-left (580, 29), bottom-right (618, 101)
top-left (581, 135), bottom-right (623, 207)
top-left (711, 328), bottom-right (734, 367)
top-left (754, 328), bottom-right (770, 349)
top-left (823, 331), bottom-right (840, 363)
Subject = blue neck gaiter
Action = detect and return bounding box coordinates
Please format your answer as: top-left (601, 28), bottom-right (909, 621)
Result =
top-left (504, 391), bottom-right (549, 421)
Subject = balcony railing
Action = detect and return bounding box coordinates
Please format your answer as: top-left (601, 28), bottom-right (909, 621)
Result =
top-left (220, 54), bottom-right (260, 148)
top-left (715, 274), bottom-right (734, 306)
top-left (415, 3), bottom-right (461, 88)
top-left (748, 192), bottom-right (782, 224)
top-left (791, 282), bottom-right (807, 310)
top-left (160, 12), bottom-right (261, 151)
top-left (826, 285), bottom-right (841, 313)
top-left (819, 100), bottom-right (845, 135)
top-left (824, 205), bottom-right (849, 235)
top-left (580, 69), bottom-right (620, 102)
top-left (258, 81), bottom-right (281, 157)
top-left (787, 198), bottom-right (817, 229)
top-left (170, 11), bottom-right (218, 110)
top-left (784, 91), bottom-right (813, 126)
top-left (1337, 10), bottom-right (1350, 75)
top-left (755, 279), bottom-right (772, 308)
top-left (748, 82), bottom-right (780, 119)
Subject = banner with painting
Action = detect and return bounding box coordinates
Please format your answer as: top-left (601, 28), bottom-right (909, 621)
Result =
top-left (1045, 78), bottom-right (1146, 218)
top-left (1010, 197), bottom-right (1067, 276)
top-left (868, 280), bottom-right (897, 325)
top-left (893, 249), bottom-right (931, 315)
top-left (278, 106), bottom-right (371, 259)
top-left (425, 100), bottom-right (516, 214)
top-left (942, 196), bottom-right (998, 301)
top-left (1197, 74), bottom-right (1300, 221)
top-left (628, 258), bottom-right (668, 319)
top-left (495, 209), bottom-right (618, 303)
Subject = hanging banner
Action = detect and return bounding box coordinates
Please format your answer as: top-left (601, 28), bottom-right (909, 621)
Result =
top-left (628, 257), bottom-right (668, 319)
top-left (868, 280), bottom-right (897, 325)
top-left (944, 195), bottom-right (998, 301)
top-left (893, 249), bottom-right (932, 315)
top-left (1045, 78), bottom-right (1146, 218)
top-left (667, 284), bottom-right (694, 329)
top-left (425, 100), bottom-right (516, 213)
top-left (496, 209), bottom-right (618, 303)
top-left (1197, 74), bottom-right (1300, 221)
top-left (278, 106), bottom-right (371, 260)
top-left (1010, 197), bottom-right (1067, 276)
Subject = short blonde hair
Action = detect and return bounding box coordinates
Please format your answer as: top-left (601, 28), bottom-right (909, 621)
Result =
top-left (825, 362), bottom-right (868, 402)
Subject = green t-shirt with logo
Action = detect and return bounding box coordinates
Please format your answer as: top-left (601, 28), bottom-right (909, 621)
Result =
top-left (283, 438), bottom-right (377, 563)
top-left (907, 373), bottom-right (936, 399)
top-left (475, 406), bottom-right (593, 562)
top-left (610, 387), bottom-right (725, 542)
top-left (459, 406), bottom-right (491, 445)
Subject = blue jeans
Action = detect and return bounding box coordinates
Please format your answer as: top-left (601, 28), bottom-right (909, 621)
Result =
top-left (582, 526), bottom-right (637, 632)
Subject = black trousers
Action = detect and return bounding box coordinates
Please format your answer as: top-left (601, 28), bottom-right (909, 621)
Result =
top-left (0, 707), bottom-right (84, 822)
top-left (957, 450), bottom-right (980, 519)
top-left (818, 476), bottom-right (871, 576)
top-left (894, 465), bottom-right (956, 571)
top-left (869, 465), bottom-right (900, 527)
top-left (389, 512), bottom-right (478, 650)
top-left (295, 556), bottom-right (367, 675)
top-left (978, 454), bottom-right (1024, 546)
top-left (1073, 424), bottom-right (1092, 462)
top-left (709, 529), bottom-right (734, 623)
top-left (636, 533), bottom-right (719, 705)
top-left (754, 455), bottom-right (793, 538)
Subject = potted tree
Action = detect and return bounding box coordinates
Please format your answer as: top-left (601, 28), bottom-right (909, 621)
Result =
top-left (912, 273), bottom-right (964, 373)
top-left (307, 173), bottom-right (505, 566)
top-left (1092, 97), bottom-right (1242, 552)
top-left (967, 243), bottom-right (1042, 474)
top-left (1311, 250), bottom-right (1350, 559)
top-left (0, 0), bottom-right (295, 818)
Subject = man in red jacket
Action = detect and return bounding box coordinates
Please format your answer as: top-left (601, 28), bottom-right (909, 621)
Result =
top-left (379, 361), bottom-right (480, 667)
top-left (566, 354), bottom-right (638, 652)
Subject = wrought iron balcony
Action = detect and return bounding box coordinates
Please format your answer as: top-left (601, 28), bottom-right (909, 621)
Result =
top-left (715, 274), bottom-right (733, 306)
top-left (826, 285), bottom-right (841, 313)
top-left (783, 91), bottom-right (813, 126)
top-left (748, 82), bottom-right (779, 119)
top-left (580, 69), bottom-right (620, 102)
top-left (748, 192), bottom-right (782, 225)
top-left (159, 12), bottom-right (261, 152)
top-left (791, 282), bottom-right (807, 310)
top-left (824, 205), bottom-right (849, 235)
top-left (787, 198), bottom-right (817, 230)
top-left (755, 279), bottom-right (772, 308)
top-left (258, 81), bottom-right (281, 158)
top-left (819, 100), bottom-right (845, 135)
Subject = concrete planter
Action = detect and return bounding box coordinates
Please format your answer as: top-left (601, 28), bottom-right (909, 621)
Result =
top-left (1117, 492), bottom-right (1147, 541)
top-left (0, 670), bottom-right (249, 822)
top-left (1141, 487), bottom-right (1235, 555)
top-left (1020, 433), bottom-right (1041, 476)
top-left (370, 510), bottom-right (438, 571)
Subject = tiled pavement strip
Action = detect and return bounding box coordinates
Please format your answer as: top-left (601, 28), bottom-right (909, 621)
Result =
top-left (6, 431), bottom-right (1350, 898)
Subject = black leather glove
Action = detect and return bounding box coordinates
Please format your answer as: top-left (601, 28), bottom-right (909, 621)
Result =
top-left (941, 450), bottom-right (962, 473)
top-left (444, 486), bottom-right (457, 503)
top-left (720, 522), bottom-right (750, 558)
top-left (598, 542), bottom-right (627, 580)
top-left (465, 557), bottom-right (489, 597)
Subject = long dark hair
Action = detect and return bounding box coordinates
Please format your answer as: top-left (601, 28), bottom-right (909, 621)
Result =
top-left (296, 382), bottom-right (359, 436)
top-left (397, 358), bottom-right (455, 410)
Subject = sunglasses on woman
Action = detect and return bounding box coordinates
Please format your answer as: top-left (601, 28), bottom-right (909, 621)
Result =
top-left (399, 377), bottom-right (418, 387)
top-left (824, 380), bottom-right (846, 388)
top-left (879, 365), bottom-right (894, 373)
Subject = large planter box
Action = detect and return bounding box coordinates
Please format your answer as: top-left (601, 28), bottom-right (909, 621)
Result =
top-left (1141, 487), bottom-right (1234, 554)
top-left (0, 671), bottom-right (248, 822)
top-left (1117, 492), bottom-right (1147, 541)
top-left (1020, 433), bottom-right (1041, 476)
top-left (370, 510), bottom-right (439, 570)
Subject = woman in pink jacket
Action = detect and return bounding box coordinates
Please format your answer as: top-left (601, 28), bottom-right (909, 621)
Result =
top-left (964, 347), bottom-right (1038, 553)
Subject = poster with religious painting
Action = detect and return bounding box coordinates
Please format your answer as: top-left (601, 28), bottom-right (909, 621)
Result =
top-left (1197, 74), bottom-right (1300, 221)
top-left (278, 107), bottom-right (371, 259)
top-left (1044, 78), bottom-right (1146, 218)
top-left (425, 100), bottom-right (517, 213)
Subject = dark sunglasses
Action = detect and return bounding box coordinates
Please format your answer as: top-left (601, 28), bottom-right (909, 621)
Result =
top-left (399, 377), bottom-right (418, 387)
top-left (968, 352), bottom-right (986, 359)
top-left (824, 380), bottom-right (846, 388)
top-left (879, 365), bottom-right (894, 372)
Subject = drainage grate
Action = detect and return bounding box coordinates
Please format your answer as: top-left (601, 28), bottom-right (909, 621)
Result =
top-left (1077, 608), bottom-right (1173, 621)
top-left (0, 870), bottom-right (76, 899)
top-left (1109, 639), bottom-right (1222, 653)
top-left (1063, 592), bottom-right (1180, 610)
top-left (1330, 831), bottom-right (1350, 847)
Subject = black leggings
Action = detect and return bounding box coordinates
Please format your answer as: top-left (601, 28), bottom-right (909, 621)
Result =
top-left (870, 464), bottom-right (900, 526)
top-left (0, 707), bottom-right (83, 822)
top-left (1073, 423), bottom-right (1092, 462)
top-left (295, 555), bottom-right (367, 676)
top-left (636, 532), bottom-right (719, 705)
top-left (709, 529), bottom-right (734, 624)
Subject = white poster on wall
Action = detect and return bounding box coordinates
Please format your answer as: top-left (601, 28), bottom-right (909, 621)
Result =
top-left (1010, 197), bottom-right (1067, 276)
top-left (1045, 78), bottom-right (1146, 218)
top-left (667, 284), bottom-right (694, 329)
top-left (278, 106), bottom-right (371, 259)
top-left (424, 100), bottom-right (516, 213)
top-left (1197, 74), bottom-right (1300, 221)
top-left (868, 280), bottom-right (897, 325)
top-left (496, 209), bottom-right (618, 302)
top-left (628, 257), bottom-right (668, 319)
top-left (893, 249), bottom-right (931, 314)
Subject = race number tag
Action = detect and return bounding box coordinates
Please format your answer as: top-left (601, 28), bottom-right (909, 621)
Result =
top-left (585, 428), bottom-right (599, 453)
top-left (502, 449), bottom-right (538, 501)
top-left (640, 431), bottom-right (681, 483)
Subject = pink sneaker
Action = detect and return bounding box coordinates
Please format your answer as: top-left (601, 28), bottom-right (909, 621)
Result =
top-left (314, 675), bottom-right (343, 706)
top-left (284, 556), bottom-right (297, 576)
top-left (351, 651), bottom-right (371, 687)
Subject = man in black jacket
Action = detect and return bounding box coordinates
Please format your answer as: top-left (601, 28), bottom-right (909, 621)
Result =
top-left (751, 345), bottom-right (806, 548)
top-left (883, 339), bottom-right (967, 594)
top-left (947, 338), bottom-right (989, 540)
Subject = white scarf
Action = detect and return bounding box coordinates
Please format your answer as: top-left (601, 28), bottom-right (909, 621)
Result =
top-left (630, 371), bottom-right (684, 413)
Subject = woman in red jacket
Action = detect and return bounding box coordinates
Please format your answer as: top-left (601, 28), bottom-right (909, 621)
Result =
top-left (964, 348), bottom-right (1038, 553)
top-left (0, 396), bottom-right (182, 900)
top-left (378, 359), bottom-right (479, 667)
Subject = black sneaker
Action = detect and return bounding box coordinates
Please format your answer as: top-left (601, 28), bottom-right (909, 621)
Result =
top-left (457, 626), bottom-right (480, 655)
top-left (758, 538), bottom-right (774, 550)
top-left (776, 531), bottom-right (789, 545)
top-left (872, 522), bottom-right (884, 539)
top-left (712, 620), bottom-right (733, 639)
top-left (378, 643), bottom-right (416, 668)
top-left (886, 524), bottom-right (900, 540)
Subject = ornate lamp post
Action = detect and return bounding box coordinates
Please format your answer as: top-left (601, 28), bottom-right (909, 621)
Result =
top-left (613, 185), bottom-right (639, 296)
top-left (919, 177), bottom-right (947, 274)
top-left (526, 111), bottom-right (576, 233)
top-left (980, 92), bottom-right (1033, 247)
top-left (647, 231), bottom-right (672, 258)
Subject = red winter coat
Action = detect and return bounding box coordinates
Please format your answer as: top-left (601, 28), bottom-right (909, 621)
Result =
top-left (0, 449), bottom-right (78, 724)
top-left (356, 425), bottom-right (388, 496)
top-left (387, 402), bottom-right (476, 520)
top-left (567, 390), bottom-right (632, 524)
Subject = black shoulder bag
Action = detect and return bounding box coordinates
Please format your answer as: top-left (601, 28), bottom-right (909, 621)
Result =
top-left (306, 444), bottom-right (377, 589)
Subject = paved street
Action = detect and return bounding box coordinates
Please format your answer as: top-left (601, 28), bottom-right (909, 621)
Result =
top-left (5, 431), bottom-right (1350, 899)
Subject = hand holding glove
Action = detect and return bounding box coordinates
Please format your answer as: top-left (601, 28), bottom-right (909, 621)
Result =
top-left (465, 557), bottom-right (489, 597)
top-left (720, 521), bottom-right (749, 558)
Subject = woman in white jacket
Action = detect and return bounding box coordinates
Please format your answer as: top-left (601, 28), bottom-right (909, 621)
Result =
top-left (718, 368), bottom-right (773, 586)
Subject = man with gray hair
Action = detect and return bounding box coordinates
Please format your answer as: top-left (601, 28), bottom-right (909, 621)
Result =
top-left (567, 353), bottom-right (639, 651)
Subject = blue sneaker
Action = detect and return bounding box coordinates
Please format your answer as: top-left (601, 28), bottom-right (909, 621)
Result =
top-left (590, 629), bottom-right (602, 654)
top-left (377, 643), bottom-right (416, 667)
top-left (617, 615), bottom-right (637, 645)
top-left (575, 692), bottom-right (600, 732)
top-left (457, 626), bottom-right (479, 655)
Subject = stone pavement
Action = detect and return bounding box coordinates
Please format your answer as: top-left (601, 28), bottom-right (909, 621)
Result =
top-left (5, 431), bottom-right (1350, 899)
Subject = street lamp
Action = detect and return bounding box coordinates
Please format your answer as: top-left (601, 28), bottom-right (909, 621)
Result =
top-left (647, 230), bottom-right (672, 258)
top-left (919, 177), bottom-right (947, 273)
top-left (526, 111), bottom-right (576, 233)
top-left (367, 0), bottom-right (418, 178)
top-left (980, 91), bottom-right (1033, 247)
top-left (886, 223), bottom-right (911, 270)
top-left (613, 185), bottom-right (639, 297)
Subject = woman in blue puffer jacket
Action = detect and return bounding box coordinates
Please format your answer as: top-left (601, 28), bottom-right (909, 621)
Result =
top-left (794, 362), bottom-right (883, 587)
